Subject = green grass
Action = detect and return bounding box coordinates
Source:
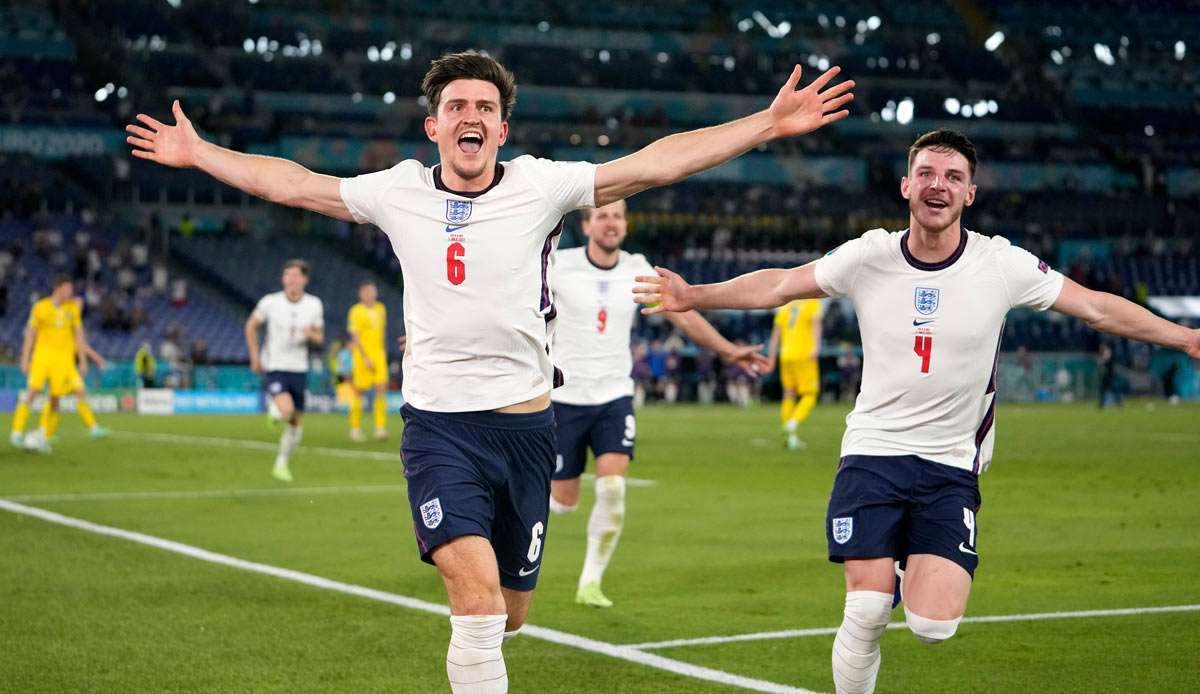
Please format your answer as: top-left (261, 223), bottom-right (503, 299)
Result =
top-left (2, 402), bottom-right (1198, 693)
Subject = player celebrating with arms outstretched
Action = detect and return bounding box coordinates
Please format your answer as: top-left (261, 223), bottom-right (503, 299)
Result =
top-left (550, 199), bottom-right (768, 608)
top-left (635, 129), bottom-right (1200, 694)
top-left (128, 51), bottom-right (853, 692)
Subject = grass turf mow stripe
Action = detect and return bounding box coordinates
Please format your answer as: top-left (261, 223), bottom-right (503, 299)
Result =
top-left (0, 498), bottom-right (815, 694)
top-left (624, 604), bottom-right (1200, 650)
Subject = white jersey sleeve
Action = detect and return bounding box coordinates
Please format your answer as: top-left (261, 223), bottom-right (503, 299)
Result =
top-left (995, 240), bottom-right (1065, 311)
top-left (519, 158), bottom-right (597, 214)
top-left (339, 161), bottom-right (419, 225)
top-left (814, 229), bottom-right (881, 298)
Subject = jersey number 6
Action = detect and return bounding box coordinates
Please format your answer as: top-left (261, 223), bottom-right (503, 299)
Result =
top-left (913, 335), bottom-right (933, 374)
top-left (446, 243), bottom-right (466, 285)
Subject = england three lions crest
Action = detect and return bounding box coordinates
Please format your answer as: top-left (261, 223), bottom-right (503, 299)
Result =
top-left (420, 498), bottom-right (443, 529)
top-left (832, 517), bottom-right (853, 544)
top-left (914, 287), bottom-right (940, 315)
top-left (445, 200), bottom-right (472, 224)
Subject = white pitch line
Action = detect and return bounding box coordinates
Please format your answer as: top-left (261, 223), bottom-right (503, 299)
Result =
top-left (0, 499), bottom-right (810, 694)
top-left (111, 431), bottom-right (658, 487)
top-left (7, 484), bottom-right (409, 504)
top-left (625, 604), bottom-right (1200, 650)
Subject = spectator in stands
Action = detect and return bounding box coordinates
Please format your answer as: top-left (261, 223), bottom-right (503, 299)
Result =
top-left (723, 341), bottom-right (755, 406)
top-left (99, 291), bottom-right (129, 331)
top-left (178, 212), bottom-right (195, 238)
top-left (631, 340), bottom-right (652, 408)
top-left (695, 348), bottom-right (717, 404)
top-left (160, 324), bottom-right (184, 387)
top-left (836, 341), bottom-right (861, 402)
top-left (171, 277), bottom-right (188, 307)
top-left (151, 260), bottom-right (169, 294)
top-left (1098, 343), bottom-right (1121, 408)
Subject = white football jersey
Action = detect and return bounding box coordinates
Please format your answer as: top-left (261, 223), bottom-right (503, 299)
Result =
top-left (340, 156), bottom-right (596, 412)
top-left (251, 291), bottom-right (325, 373)
top-left (551, 247), bottom-right (656, 405)
top-left (814, 228), bottom-right (1064, 474)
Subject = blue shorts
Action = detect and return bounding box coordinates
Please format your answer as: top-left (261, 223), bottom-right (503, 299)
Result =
top-left (400, 403), bottom-right (556, 591)
top-left (551, 396), bottom-right (635, 480)
top-left (264, 371), bottom-right (306, 412)
top-left (826, 455), bottom-right (982, 577)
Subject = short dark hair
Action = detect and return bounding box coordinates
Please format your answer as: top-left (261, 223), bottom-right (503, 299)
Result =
top-left (283, 258), bottom-right (310, 276)
top-left (359, 278), bottom-right (376, 288)
top-left (422, 51), bottom-right (517, 121)
top-left (52, 274), bottom-right (72, 289)
top-left (908, 129), bottom-right (977, 177)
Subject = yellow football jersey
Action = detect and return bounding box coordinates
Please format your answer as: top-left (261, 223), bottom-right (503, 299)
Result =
top-left (774, 299), bottom-right (822, 361)
top-left (347, 302), bottom-right (387, 356)
top-left (28, 297), bottom-right (80, 363)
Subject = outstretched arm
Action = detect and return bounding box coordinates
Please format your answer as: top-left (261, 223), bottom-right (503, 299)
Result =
top-left (663, 310), bottom-right (770, 375)
top-left (1051, 278), bottom-right (1200, 357)
top-left (634, 262), bottom-right (826, 314)
top-left (593, 66), bottom-right (854, 206)
top-left (127, 100), bottom-right (354, 221)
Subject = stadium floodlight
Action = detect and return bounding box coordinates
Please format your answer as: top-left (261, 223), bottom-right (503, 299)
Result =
top-left (367, 46), bottom-right (379, 62)
top-left (985, 31), bottom-right (1005, 52)
top-left (537, 21), bottom-right (549, 32)
top-left (1050, 49), bottom-right (1064, 65)
top-left (598, 49), bottom-right (610, 63)
top-left (988, 100), bottom-right (998, 114)
top-left (961, 103), bottom-right (974, 117)
top-left (1144, 125), bottom-right (1155, 136)
top-left (896, 98), bottom-right (914, 125)
top-left (818, 56), bottom-right (830, 70)
top-left (117, 86), bottom-right (128, 98)
top-left (383, 92), bottom-right (396, 104)
top-left (1094, 43), bottom-right (1115, 66)
top-left (243, 38), bottom-right (255, 53)
top-left (818, 14), bottom-right (829, 28)
top-left (777, 21), bottom-right (791, 37)
top-left (927, 32), bottom-right (940, 45)
top-left (944, 97), bottom-right (960, 114)
top-left (1176, 41), bottom-right (1186, 60)
top-left (867, 16), bottom-right (881, 31)
top-left (975, 100), bottom-right (989, 116)
top-left (94, 88), bottom-right (107, 102)
top-left (723, 56), bottom-right (736, 71)
top-left (351, 92), bottom-right (362, 103)
top-left (737, 18), bottom-right (753, 32)
top-left (400, 43), bottom-right (412, 61)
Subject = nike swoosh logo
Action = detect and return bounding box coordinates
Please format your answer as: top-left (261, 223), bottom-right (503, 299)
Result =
top-left (958, 542), bottom-right (978, 556)
top-left (518, 565), bottom-right (539, 577)
top-left (913, 319), bottom-right (935, 326)
top-left (445, 224), bottom-right (466, 233)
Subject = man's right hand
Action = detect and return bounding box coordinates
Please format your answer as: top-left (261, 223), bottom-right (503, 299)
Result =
top-left (633, 267), bottom-right (694, 315)
top-left (19, 359), bottom-right (30, 376)
top-left (126, 100), bottom-right (204, 168)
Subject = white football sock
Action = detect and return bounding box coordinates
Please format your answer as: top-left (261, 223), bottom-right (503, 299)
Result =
top-left (832, 590), bottom-right (893, 694)
top-left (447, 614), bottom-right (507, 693)
top-left (578, 475), bottom-right (626, 587)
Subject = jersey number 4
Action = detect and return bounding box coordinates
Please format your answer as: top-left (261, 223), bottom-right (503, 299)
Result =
top-left (913, 335), bottom-right (933, 373)
top-left (446, 243), bottom-right (466, 285)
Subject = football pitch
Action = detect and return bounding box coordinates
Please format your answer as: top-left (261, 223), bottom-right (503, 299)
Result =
top-left (2, 402), bottom-right (1198, 693)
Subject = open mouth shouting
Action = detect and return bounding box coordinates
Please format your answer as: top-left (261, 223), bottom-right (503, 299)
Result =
top-left (457, 131), bottom-right (484, 154)
top-left (923, 197), bottom-right (950, 211)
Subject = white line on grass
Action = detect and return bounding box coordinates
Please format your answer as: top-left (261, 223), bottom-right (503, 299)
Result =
top-left (113, 431), bottom-right (658, 487)
top-left (7, 485), bottom-right (409, 503)
top-left (0, 499), bottom-right (811, 694)
top-left (625, 604), bottom-right (1200, 650)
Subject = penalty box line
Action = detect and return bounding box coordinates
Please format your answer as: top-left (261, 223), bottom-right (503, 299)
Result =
top-left (626, 604), bottom-right (1200, 650)
top-left (0, 499), bottom-right (814, 694)
top-left (112, 431), bottom-right (658, 487)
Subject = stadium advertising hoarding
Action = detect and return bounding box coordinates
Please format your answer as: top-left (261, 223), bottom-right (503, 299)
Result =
top-left (135, 390), bottom-right (407, 414)
top-left (0, 389), bottom-right (132, 413)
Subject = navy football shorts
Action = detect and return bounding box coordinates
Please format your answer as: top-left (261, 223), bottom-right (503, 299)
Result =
top-left (400, 403), bottom-right (556, 591)
top-left (551, 396), bottom-right (635, 480)
top-left (264, 371), bottom-right (307, 412)
top-left (826, 454), bottom-right (982, 577)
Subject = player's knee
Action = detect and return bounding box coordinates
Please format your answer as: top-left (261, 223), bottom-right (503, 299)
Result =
top-left (904, 606), bottom-right (960, 644)
top-left (548, 495), bottom-right (577, 514)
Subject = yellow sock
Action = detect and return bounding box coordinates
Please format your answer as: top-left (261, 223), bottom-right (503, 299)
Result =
top-left (78, 400), bottom-right (97, 429)
top-left (12, 402), bottom-right (31, 434)
top-left (349, 394), bottom-right (363, 430)
top-left (790, 393), bottom-right (818, 426)
top-left (373, 394), bottom-right (387, 431)
top-left (41, 407), bottom-right (62, 438)
top-left (780, 396), bottom-right (796, 426)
